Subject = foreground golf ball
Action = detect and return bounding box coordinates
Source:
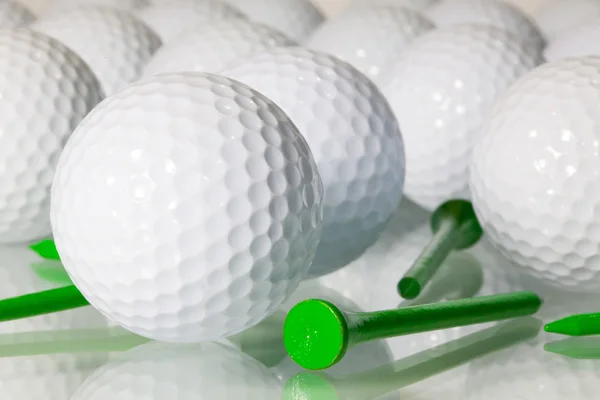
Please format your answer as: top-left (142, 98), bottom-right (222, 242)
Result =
top-left (425, 0), bottom-right (546, 51)
top-left (0, 0), bottom-right (34, 28)
top-left (470, 57), bottom-right (600, 292)
top-left (222, 47), bottom-right (405, 278)
top-left (137, 0), bottom-right (243, 44)
top-left (544, 21), bottom-right (600, 61)
top-left (533, 0), bottom-right (600, 41)
top-left (0, 28), bottom-right (103, 244)
top-left (306, 5), bottom-right (435, 85)
top-left (143, 18), bottom-right (294, 77)
top-left (383, 25), bottom-right (542, 211)
top-left (222, 0), bottom-right (324, 41)
top-left (32, 6), bottom-right (161, 96)
top-left (51, 72), bottom-right (324, 342)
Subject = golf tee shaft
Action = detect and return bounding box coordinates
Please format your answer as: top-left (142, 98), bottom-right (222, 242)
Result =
top-left (0, 285), bottom-right (89, 322)
top-left (345, 291), bottom-right (541, 346)
top-left (399, 218), bottom-right (458, 299)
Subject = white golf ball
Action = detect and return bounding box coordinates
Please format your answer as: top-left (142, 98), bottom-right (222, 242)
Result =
top-left (143, 18), bottom-right (294, 77)
top-left (544, 21), bottom-right (600, 61)
top-left (470, 56), bottom-right (600, 292)
top-left (425, 0), bottom-right (546, 51)
top-left (31, 6), bottom-right (162, 96)
top-left (222, 0), bottom-right (324, 42)
top-left (0, 28), bottom-right (103, 244)
top-left (137, 0), bottom-right (243, 44)
top-left (383, 24), bottom-right (542, 211)
top-left (534, 0), bottom-right (600, 41)
top-left (46, 0), bottom-right (150, 12)
top-left (350, 0), bottom-right (438, 11)
top-left (51, 72), bottom-right (324, 343)
top-left (0, 0), bottom-right (34, 28)
top-left (222, 47), bottom-right (406, 278)
top-left (306, 5), bottom-right (435, 86)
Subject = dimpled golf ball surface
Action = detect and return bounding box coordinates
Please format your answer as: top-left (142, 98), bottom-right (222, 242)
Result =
top-left (222, 47), bottom-right (405, 278)
top-left (46, 0), bottom-right (149, 12)
top-left (51, 72), bottom-right (324, 342)
top-left (350, 0), bottom-right (438, 10)
top-left (544, 22), bottom-right (600, 61)
top-left (306, 5), bottom-right (435, 85)
top-left (470, 57), bottom-right (600, 292)
top-left (143, 18), bottom-right (294, 77)
top-left (32, 6), bottom-right (162, 96)
top-left (137, 0), bottom-right (243, 44)
top-left (222, 0), bottom-right (324, 41)
top-left (425, 0), bottom-right (546, 51)
top-left (0, 0), bottom-right (34, 28)
top-left (383, 25), bottom-right (541, 211)
top-left (0, 28), bottom-right (103, 244)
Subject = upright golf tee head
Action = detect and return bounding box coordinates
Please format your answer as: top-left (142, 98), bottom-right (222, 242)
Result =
top-left (283, 292), bottom-right (542, 370)
top-left (398, 199), bottom-right (483, 299)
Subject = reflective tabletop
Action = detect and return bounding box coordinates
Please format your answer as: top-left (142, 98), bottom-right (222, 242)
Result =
top-left (1, 199), bottom-right (599, 399)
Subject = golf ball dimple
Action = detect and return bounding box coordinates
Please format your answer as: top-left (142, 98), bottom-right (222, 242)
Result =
top-left (0, 0), bottom-right (34, 28)
top-left (544, 21), bottom-right (600, 61)
top-left (51, 72), bottom-right (324, 343)
top-left (143, 18), bottom-right (294, 77)
top-left (31, 6), bottom-right (162, 96)
top-left (306, 5), bottom-right (435, 86)
top-left (425, 0), bottom-right (546, 51)
top-left (383, 24), bottom-right (542, 211)
top-left (137, 0), bottom-right (244, 44)
top-left (0, 28), bottom-right (104, 244)
top-left (222, 0), bottom-right (324, 42)
top-left (222, 47), bottom-right (406, 279)
top-left (470, 57), bottom-right (600, 292)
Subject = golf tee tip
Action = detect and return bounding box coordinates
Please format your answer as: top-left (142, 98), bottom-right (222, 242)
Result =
top-left (398, 277), bottom-right (421, 300)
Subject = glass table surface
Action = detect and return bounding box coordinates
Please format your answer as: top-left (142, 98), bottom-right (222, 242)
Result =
top-left (0, 199), bottom-right (598, 400)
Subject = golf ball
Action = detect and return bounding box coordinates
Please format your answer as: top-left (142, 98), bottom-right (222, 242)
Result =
top-left (143, 18), bottom-right (294, 77)
top-left (470, 56), bottom-right (600, 292)
top-left (137, 0), bottom-right (243, 44)
top-left (31, 6), bottom-right (162, 96)
top-left (222, 0), bottom-right (324, 41)
top-left (51, 72), bottom-right (324, 342)
top-left (0, 0), bottom-right (34, 28)
top-left (222, 47), bottom-right (406, 278)
top-left (425, 0), bottom-right (546, 51)
top-left (383, 24), bottom-right (542, 211)
top-left (0, 28), bottom-right (103, 244)
top-left (306, 5), bottom-right (435, 86)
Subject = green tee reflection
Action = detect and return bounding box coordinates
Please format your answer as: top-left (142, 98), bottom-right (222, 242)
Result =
top-left (284, 317), bottom-right (542, 400)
